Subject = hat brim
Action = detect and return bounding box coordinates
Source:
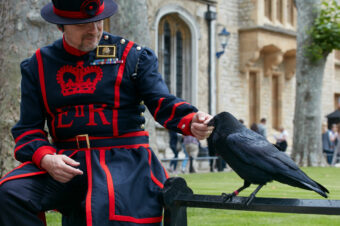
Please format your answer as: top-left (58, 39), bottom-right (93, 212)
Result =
top-left (41, 0), bottom-right (118, 25)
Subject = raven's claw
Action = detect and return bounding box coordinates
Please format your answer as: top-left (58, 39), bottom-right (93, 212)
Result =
top-left (245, 194), bottom-right (255, 206)
top-left (221, 192), bottom-right (234, 202)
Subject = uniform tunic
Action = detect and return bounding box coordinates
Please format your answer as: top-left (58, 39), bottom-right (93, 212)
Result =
top-left (0, 32), bottom-right (197, 226)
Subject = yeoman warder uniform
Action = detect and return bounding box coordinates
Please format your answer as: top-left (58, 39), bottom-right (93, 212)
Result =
top-left (0, 0), bottom-right (198, 225)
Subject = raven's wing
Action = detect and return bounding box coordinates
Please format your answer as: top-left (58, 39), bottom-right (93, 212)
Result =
top-left (225, 129), bottom-right (298, 172)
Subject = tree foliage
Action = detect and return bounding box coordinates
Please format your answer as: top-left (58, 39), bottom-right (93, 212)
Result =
top-left (306, 0), bottom-right (340, 62)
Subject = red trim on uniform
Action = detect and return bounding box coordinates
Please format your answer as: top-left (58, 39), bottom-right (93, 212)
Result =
top-left (57, 150), bottom-right (80, 157)
top-left (36, 49), bottom-right (57, 140)
top-left (150, 172), bottom-right (164, 189)
top-left (177, 112), bottom-right (196, 136)
top-left (14, 138), bottom-right (46, 159)
top-left (153, 97), bottom-right (164, 120)
top-left (85, 150), bottom-right (93, 226)
top-left (53, 3), bottom-right (104, 19)
top-left (100, 150), bottom-right (116, 219)
top-left (0, 172), bottom-right (47, 186)
top-left (111, 215), bottom-right (163, 224)
top-left (65, 144), bottom-right (150, 151)
top-left (37, 212), bottom-right (47, 226)
top-left (59, 131), bottom-right (149, 142)
top-left (146, 148), bottom-right (164, 189)
top-left (32, 146), bottom-right (57, 168)
top-left (117, 131), bottom-right (149, 138)
top-left (112, 110), bottom-right (118, 136)
top-left (15, 129), bottom-right (46, 144)
top-left (63, 36), bottom-right (88, 56)
top-left (113, 41), bottom-right (134, 136)
top-left (0, 162), bottom-right (32, 181)
top-left (163, 102), bottom-right (187, 128)
top-left (163, 165), bottom-right (170, 179)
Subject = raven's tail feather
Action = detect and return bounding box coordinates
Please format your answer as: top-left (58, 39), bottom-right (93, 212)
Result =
top-left (299, 180), bottom-right (328, 198)
top-left (276, 173), bottom-right (329, 198)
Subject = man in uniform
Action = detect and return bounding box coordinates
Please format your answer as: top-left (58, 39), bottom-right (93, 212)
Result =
top-left (0, 0), bottom-right (213, 225)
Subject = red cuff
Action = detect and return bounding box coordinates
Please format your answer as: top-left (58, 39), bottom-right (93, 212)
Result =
top-left (177, 112), bottom-right (196, 136)
top-left (32, 146), bottom-right (57, 169)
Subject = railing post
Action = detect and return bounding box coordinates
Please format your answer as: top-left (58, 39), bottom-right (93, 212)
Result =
top-left (163, 205), bottom-right (187, 226)
top-left (163, 177), bottom-right (193, 226)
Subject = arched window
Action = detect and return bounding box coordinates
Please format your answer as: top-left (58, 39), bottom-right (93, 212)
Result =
top-left (265, 0), bottom-right (273, 21)
top-left (277, 0), bottom-right (283, 23)
top-left (158, 14), bottom-right (192, 101)
top-left (287, 0), bottom-right (296, 26)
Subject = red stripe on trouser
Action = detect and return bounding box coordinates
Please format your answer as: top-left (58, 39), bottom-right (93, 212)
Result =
top-left (99, 150), bottom-right (116, 219)
top-left (0, 171), bottom-right (47, 186)
top-left (85, 151), bottom-right (93, 226)
top-left (147, 148), bottom-right (164, 189)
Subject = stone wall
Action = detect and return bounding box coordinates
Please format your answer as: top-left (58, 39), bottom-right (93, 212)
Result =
top-left (216, 0), bottom-right (246, 120)
top-left (1, 0), bottom-right (339, 174)
top-left (0, 0), bottom-right (60, 176)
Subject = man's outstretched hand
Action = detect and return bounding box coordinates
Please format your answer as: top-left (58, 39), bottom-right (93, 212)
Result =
top-left (190, 111), bottom-right (214, 140)
top-left (41, 154), bottom-right (83, 183)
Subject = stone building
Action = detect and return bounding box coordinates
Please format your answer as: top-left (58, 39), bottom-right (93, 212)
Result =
top-left (1, 0), bottom-right (340, 175)
top-left (104, 0), bottom-right (338, 155)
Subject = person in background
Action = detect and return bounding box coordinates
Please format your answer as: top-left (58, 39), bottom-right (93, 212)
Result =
top-left (257, 118), bottom-right (267, 138)
top-left (250, 122), bottom-right (260, 134)
top-left (169, 130), bottom-right (180, 173)
top-left (275, 127), bottom-right (288, 152)
top-left (180, 141), bottom-right (189, 174)
top-left (183, 135), bottom-right (199, 173)
top-left (332, 124), bottom-right (340, 165)
top-left (322, 123), bottom-right (338, 164)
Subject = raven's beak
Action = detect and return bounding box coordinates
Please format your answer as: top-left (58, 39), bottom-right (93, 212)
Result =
top-left (207, 118), bottom-right (215, 127)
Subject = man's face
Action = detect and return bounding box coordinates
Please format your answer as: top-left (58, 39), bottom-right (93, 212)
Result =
top-left (63, 20), bottom-right (104, 52)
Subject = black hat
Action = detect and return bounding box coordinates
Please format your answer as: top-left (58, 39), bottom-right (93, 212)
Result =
top-left (41, 0), bottom-right (118, 25)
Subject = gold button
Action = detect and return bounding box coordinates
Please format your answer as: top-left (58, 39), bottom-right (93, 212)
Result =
top-left (104, 35), bottom-right (109, 40)
top-left (140, 100), bottom-right (144, 105)
top-left (140, 112), bottom-right (144, 117)
top-left (136, 46), bottom-right (142, 51)
top-left (120, 39), bottom-right (126, 44)
top-left (140, 124), bottom-right (145, 129)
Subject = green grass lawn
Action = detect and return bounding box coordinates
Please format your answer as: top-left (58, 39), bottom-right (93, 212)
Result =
top-left (46, 167), bottom-right (340, 225)
top-left (182, 167), bottom-right (340, 226)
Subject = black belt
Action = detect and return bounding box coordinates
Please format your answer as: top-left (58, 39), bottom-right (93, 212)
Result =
top-left (54, 132), bottom-right (149, 150)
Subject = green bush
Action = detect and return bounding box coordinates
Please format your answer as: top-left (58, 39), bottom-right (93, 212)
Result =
top-left (307, 0), bottom-right (340, 62)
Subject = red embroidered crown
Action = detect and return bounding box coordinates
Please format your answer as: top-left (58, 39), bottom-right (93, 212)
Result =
top-left (57, 61), bottom-right (103, 96)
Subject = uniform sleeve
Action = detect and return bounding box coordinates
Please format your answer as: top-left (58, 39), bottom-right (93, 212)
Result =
top-left (11, 57), bottom-right (56, 168)
top-left (136, 48), bottom-right (198, 135)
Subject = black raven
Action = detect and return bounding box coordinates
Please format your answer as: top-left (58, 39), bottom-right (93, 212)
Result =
top-left (207, 112), bottom-right (329, 205)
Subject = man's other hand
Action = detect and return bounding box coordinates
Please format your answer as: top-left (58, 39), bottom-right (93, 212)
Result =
top-left (41, 154), bottom-right (83, 183)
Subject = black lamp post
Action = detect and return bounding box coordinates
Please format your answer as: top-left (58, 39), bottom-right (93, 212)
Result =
top-left (216, 27), bottom-right (231, 58)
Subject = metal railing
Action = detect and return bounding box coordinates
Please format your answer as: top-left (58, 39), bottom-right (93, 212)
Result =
top-left (162, 177), bottom-right (340, 226)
